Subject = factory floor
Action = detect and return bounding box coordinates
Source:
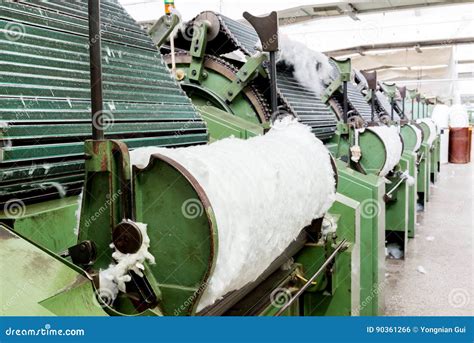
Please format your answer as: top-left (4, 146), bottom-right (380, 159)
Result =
top-left (385, 151), bottom-right (473, 316)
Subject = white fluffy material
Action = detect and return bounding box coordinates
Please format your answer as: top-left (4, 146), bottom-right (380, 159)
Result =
top-left (416, 118), bottom-right (437, 147)
top-left (73, 191), bottom-right (83, 236)
top-left (0, 121), bottom-right (9, 129)
top-left (431, 105), bottom-right (450, 129)
top-left (401, 170), bottom-right (415, 187)
top-left (277, 34), bottom-right (333, 96)
top-left (130, 118), bottom-right (336, 311)
top-left (449, 104), bottom-right (469, 128)
top-left (99, 222), bottom-right (155, 302)
top-left (408, 124), bottom-right (423, 152)
top-left (366, 126), bottom-right (403, 177)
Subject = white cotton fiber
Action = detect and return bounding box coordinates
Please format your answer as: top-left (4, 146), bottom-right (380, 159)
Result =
top-left (130, 117), bottom-right (336, 311)
top-left (99, 222), bottom-right (155, 302)
top-left (431, 105), bottom-right (450, 129)
top-left (366, 126), bottom-right (403, 177)
top-left (416, 118), bottom-right (437, 147)
top-left (73, 191), bottom-right (83, 236)
top-left (277, 34), bottom-right (333, 96)
top-left (408, 124), bottom-right (423, 152)
top-left (449, 104), bottom-right (469, 128)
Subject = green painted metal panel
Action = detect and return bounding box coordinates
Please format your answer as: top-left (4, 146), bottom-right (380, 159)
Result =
top-left (334, 161), bottom-right (385, 316)
top-left (0, 225), bottom-right (103, 316)
top-left (402, 152), bottom-right (417, 238)
top-left (0, 197), bottom-right (80, 253)
top-left (197, 105), bottom-right (263, 141)
top-left (133, 157), bottom-right (217, 316)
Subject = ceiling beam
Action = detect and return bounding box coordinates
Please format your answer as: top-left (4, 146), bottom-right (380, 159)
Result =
top-left (326, 37), bottom-right (474, 56)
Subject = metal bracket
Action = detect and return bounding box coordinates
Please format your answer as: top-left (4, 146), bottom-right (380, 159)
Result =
top-left (223, 54), bottom-right (267, 102)
top-left (148, 13), bottom-right (180, 48)
top-left (188, 21), bottom-right (209, 83)
top-left (321, 57), bottom-right (351, 104)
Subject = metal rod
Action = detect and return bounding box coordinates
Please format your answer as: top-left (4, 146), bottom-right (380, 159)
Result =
top-left (417, 100), bottom-right (420, 119)
top-left (370, 90), bottom-right (375, 122)
top-left (342, 81), bottom-right (348, 123)
top-left (390, 97), bottom-right (394, 121)
top-left (269, 51), bottom-right (278, 116)
top-left (275, 239), bottom-right (347, 316)
top-left (386, 178), bottom-right (405, 197)
top-left (88, 0), bottom-right (104, 140)
top-left (411, 99), bottom-right (415, 120)
top-left (402, 97), bottom-right (405, 118)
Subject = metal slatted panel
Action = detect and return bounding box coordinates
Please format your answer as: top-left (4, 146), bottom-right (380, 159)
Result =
top-left (328, 61), bottom-right (372, 121)
top-left (348, 83), bottom-right (372, 121)
top-left (0, 0), bottom-right (207, 204)
top-left (277, 69), bottom-right (336, 140)
top-left (376, 91), bottom-right (401, 121)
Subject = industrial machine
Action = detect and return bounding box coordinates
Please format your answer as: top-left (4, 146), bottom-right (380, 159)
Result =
top-left (157, 10), bottom-right (393, 315)
top-left (1, 0), bottom-right (361, 317)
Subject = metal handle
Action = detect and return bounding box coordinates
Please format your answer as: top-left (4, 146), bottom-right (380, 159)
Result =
top-left (275, 239), bottom-right (347, 316)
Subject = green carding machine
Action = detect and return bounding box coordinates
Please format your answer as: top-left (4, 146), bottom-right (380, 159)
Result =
top-left (1, 0), bottom-right (367, 317)
top-left (157, 11), bottom-right (393, 315)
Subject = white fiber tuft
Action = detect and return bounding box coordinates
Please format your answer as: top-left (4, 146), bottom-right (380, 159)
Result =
top-left (99, 222), bottom-right (155, 301)
top-left (366, 126), bottom-right (403, 177)
top-left (277, 34), bottom-right (332, 96)
top-left (130, 117), bottom-right (336, 311)
top-left (401, 170), bottom-right (415, 186)
top-left (74, 191), bottom-right (83, 236)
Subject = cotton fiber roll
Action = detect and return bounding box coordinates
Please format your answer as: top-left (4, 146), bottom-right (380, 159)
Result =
top-left (416, 118), bottom-right (437, 147)
top-left (366, 125), bottom-right (403, 177)
top-left (130, 118), bottom-right (336, 311)
top-left (449, 104), bottom-right (469, 128)
top-left (431, 104), bottom-right (450, 129)
top-left (408, 124), bottom-right (423, 152)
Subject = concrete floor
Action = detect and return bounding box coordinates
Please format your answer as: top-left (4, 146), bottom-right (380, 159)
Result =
top-left (385, 152), bottom-right (473, 316)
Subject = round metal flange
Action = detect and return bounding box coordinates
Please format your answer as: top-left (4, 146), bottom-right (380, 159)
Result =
top-left (112, 221), bottom-right (143, 254)
top-left (195, 11), bottom-right (220, 41)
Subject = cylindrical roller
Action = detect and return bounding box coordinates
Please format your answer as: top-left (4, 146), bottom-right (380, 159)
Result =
top-left (353, 125), bottom-right (403, 176)
top-left (417, 118), bottom-right (438, 147)
top-left (400, 123), bottom-right (423, 154)
top-left (131, 118), bottom-right (336, 315)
